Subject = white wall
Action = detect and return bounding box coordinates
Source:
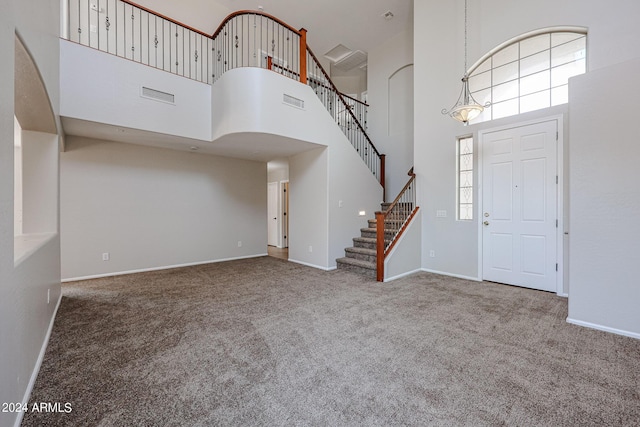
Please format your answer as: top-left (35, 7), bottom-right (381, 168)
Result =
top-left (60, 40), bottom-right (211, 141)
top-left (289, 148), bottom-right (329, 268)
top-left (1, 1), bottom-right (61, 426)
top-left (385, 209), bottom-right (422, 281)
top-left (213, 68), bottom-right (383, 269)
top-left (367, 26), bottom-right (414, 196)
top-left (21, 131), bottom-right (58, 235)
top-left (567, 58), bottom-right (640, 338)
top-left (14, 117), bottom-right (22, 236)
top-left (414, 0), bottom-right (640, 282)
top-left (60, 137), bottom-right (267, 280)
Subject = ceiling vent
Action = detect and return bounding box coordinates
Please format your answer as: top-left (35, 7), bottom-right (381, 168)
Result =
top-left (333, 50), bottom-right (368, 72)
top-left (323, 44), bottom-right (352, 63)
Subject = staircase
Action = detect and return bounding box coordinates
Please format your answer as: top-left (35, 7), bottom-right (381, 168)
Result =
top-left (337, 167), bottom-right (418, 280)
top-left (336, 202), bottom-right (395, 278)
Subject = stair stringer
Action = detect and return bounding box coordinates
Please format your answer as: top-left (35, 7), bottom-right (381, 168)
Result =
top-left (383, 208), bottom-right (422, 281)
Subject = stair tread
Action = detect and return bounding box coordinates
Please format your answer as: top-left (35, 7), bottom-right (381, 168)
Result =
top-left (336, 257), bottom-right (376, 270)
top-left (345, 247), bottom-right (376, 255)
top-left (360, 227), bottom-right (399, 233)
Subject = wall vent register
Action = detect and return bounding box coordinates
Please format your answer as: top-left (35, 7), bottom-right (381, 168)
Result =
top-left (283, 94), bottom-right (305, 109)
top-left (141, 87), bottom-right (175, 104)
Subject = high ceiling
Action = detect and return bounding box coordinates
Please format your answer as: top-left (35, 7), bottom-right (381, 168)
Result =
top-left (134, 0), bottom-right (413, 61)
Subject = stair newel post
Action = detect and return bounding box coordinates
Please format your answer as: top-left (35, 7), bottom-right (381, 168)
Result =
top-left (375, 211), bottom-right (385, 282)
top-left (299, 28), bottom-right (307, 84)
top-left (380, 154), bottom-right (386, 202)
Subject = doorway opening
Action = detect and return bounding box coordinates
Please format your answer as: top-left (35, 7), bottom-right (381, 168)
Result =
top-left (267, 159), bottom-right (289, 260)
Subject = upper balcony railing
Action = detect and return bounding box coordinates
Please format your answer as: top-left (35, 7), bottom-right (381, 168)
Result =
top-left (64, 0), bottom-right (383, 189)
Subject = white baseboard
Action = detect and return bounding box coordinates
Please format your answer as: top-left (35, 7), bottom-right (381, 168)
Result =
top-left (566, 317), bottom-right (640, 340)
top-left (420, 268), bottom-right (482, 282)
top-left (15, 292), bottom-right (62, 427)
top-left (557, 292), bottom-right (569, 298)
top-left (288, 259), bottom-right (333, 271)
top-left (384, 268), bottom-right (422, 282)
top-left (62, 254), bottom-right (268, 282)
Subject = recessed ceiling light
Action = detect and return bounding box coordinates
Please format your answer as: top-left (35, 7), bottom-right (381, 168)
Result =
top-left (382, 11), bottom-right (394, 20)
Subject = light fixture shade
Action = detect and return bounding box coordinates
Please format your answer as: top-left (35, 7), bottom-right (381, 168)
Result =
top-left (450, 103), bottom-right (484, 124)
top-left (442, 76), bottom-right (488, 125)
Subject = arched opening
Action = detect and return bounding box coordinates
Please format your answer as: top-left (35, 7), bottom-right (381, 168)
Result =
top-left (14, 34), bottom-right (59, 263)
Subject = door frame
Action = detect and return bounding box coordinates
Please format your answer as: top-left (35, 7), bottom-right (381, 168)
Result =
top-left (477, 115), bottom-right (565, 295)
top-left (280, 180), bottom-right (289, 248)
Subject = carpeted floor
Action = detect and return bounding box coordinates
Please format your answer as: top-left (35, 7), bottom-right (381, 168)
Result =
top-left (23, 257), bottom-right (640, 426)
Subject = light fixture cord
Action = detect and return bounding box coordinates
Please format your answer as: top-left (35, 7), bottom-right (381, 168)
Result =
top-left (464, 0), bottom-right (468, 76)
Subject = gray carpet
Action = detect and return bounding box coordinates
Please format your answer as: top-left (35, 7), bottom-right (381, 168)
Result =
top-left (23, 257), bottom-right (640, 426)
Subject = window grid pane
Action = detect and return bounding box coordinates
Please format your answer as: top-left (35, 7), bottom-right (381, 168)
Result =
top-left (458, 136), bottom-right (473, 221)
top-left (468, 32), bottom-right (586, 123)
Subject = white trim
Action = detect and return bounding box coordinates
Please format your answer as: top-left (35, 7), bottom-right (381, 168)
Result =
top-left (15, 293), bottom-right (62, 427)
top-left (288, 259), bottom-right (335, 271)
top-left (421, 268), bottom-right (482, 282)
top-left (477, 115), bottom-right (565, 295)
top-left (384, 268), bottom-right (422, 282)
top-left (555, 116), bottom-right (565, 296)
top-left (467, 26), bottom-right (588, 75)
top-left (566, 318), bottom-right (640, 340)
top-left (557, 292), bottom-right (568, 298)
top-left (62, 254), bottom-right (268, 282)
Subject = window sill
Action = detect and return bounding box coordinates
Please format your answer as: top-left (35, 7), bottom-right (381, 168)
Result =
top-left (14, 232), bottom-right (57, 267)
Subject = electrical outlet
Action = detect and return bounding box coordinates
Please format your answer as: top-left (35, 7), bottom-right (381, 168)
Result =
top-left (102, 252), bottom-right (110, 261)
top-left (237, 241), bottom-right (242, 247)
top-left (429, 250), bottom-right (435, 258)
top-left (338, 200), bottom-right (343, 208)
top-left (308, 245), bottom-right (313, 253)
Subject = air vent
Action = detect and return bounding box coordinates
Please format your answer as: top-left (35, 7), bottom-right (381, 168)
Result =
top-left (324, 44), bottom-right (352, 63)
top-left (333, 50), bottom-right (368, 72)
top-left (141, 87), bottom-right (175, 104)
top-left (283, 94), bottom-right (304, 110)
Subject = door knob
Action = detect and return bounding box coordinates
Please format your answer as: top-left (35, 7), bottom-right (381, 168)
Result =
top-left (483, 221), bottom-right (490, 226)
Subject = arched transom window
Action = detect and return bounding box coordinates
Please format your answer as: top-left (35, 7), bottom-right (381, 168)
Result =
top-left (468, 28), bottom-right (587, 122)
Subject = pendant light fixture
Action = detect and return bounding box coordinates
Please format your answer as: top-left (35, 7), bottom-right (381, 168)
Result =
top-left (442, 0), bottom-right (488, 125)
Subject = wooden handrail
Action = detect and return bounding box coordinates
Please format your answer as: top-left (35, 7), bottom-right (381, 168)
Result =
top-left (340, 93), bottom-right (369, 107)
top-left (120, 0), bottom-right (212, 37)
top-left (375, 167), bottom-right (417, 282)
top-left (212, 10), bottom-right (303, 39)
top-left (383, 168), bottom-right (415, 215)
top-left (306, 46), bottom-right (382, 158)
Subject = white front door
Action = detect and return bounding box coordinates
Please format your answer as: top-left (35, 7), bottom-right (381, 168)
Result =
top-left (481, 120), bottom-right (557, 292)
top-left (267, 182), bottom-right (278, 247)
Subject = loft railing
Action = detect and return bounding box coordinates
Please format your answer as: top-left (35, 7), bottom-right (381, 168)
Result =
top-left (375, 168), bottom-right (419, 281)
top-left (305, 48), bottom-right (383, 187)
top-left (64, 0), bottom-right (383, 191)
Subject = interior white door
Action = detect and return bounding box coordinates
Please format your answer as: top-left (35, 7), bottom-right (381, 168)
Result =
top-left (267, 182), bottom-right (278, 247)
top-left (482, 120), bottom-right (557, 292)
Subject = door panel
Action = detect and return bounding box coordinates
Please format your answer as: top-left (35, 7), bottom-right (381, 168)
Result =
top-left (482, 120), bottom-right (557, 292)
top-left (267, 182), bottom-right (278, 247)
